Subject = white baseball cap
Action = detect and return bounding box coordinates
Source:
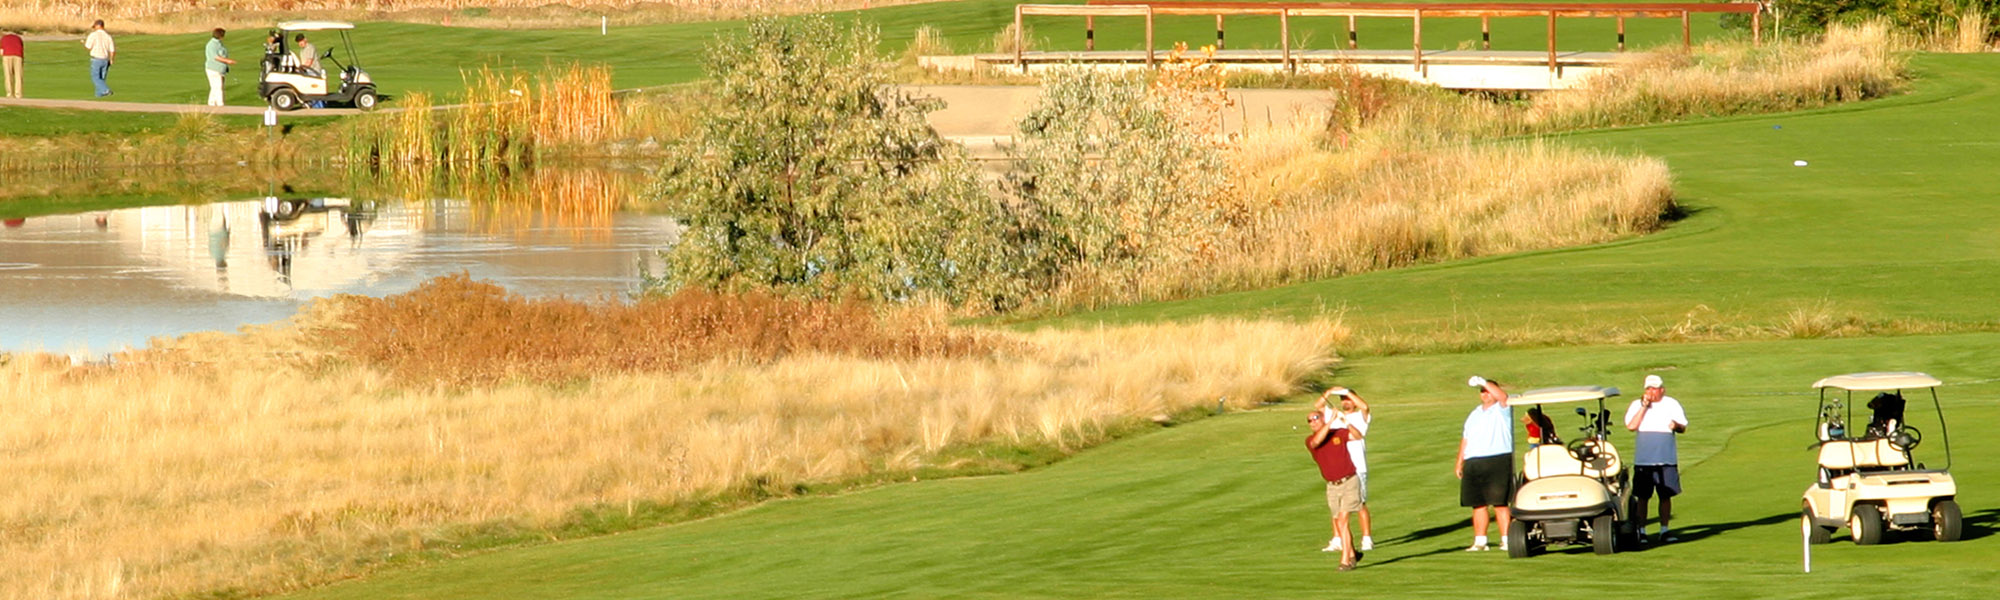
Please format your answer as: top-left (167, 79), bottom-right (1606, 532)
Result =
top-left (1644, 374), bottom-right (1664, 388)
top-left (1468, 376), bottom-right (1487, 388)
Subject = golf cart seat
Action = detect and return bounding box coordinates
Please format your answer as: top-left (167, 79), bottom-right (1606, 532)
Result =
top-left (1818, 438), bottom-right (1910, 471)
top-left (1523, 442), bottom-right (1621, 480)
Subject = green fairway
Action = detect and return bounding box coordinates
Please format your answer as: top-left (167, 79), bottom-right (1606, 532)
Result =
top-left (1044, 54), bottom-right (2000, 341)
top-left (285, 333), bottom-right (2000, 599)
top-left (268, 47), bottom-right (2000, 599)
top-left (0, 0), bottom-right (1731, 132)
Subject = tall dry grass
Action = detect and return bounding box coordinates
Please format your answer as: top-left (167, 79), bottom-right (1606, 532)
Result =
top-left (1528, 21), bottom-right (1908, 131)
top-left (345, 63), bottom-right (624, 168)
top-left (0, 278), bottom-right (1340, 600)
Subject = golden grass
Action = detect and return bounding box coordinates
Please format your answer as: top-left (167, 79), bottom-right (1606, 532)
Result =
top-left (0, 280), bottom-right (1340, 600)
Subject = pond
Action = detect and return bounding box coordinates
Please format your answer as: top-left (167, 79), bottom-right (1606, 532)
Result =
top-left (0, 169), bottom-right (675, 356)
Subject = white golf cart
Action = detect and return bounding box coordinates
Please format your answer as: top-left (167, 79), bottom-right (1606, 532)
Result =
top-left (1506, 386), bottom-right (1633, 557)
top-left (1802, 372), bottom-right (1961, 545)
top-left (259, 20), bottom-right (378, 111)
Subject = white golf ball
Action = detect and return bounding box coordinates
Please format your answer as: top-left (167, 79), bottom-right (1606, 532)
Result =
top-left (1794, 160), bottom-right (1809, 167)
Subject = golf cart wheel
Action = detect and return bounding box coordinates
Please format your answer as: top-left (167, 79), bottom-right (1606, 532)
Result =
top-left (1933, 499), bottom-right (1963, 542)
top-left (1506, 519), bottom-right (1531, 558)
top-left (1803, 509), bottom-right (1832, 545)
top-left (1850, 505), bottom-right (1884, 545)
top-left (1592, 514), bottom-right (1617, 555)
top-left (354, 88), bottom-right (378, 111)
top-left (269, 88), bottom-right (304, 111)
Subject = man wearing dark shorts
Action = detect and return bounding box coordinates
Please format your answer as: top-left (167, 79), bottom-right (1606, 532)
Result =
top-left (1307, 408), bottom-right (1365, 571)
top-left (1456, 376), bottom-right (1514, 552)
top-left (1624, 374), bottom-right (1688, 543)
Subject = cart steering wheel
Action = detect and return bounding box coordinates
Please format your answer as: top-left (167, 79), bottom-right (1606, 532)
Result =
top-left (1888, 426), bottom-right (1923, 452)
top-left (1566, 437), bottom-right (1601, 464)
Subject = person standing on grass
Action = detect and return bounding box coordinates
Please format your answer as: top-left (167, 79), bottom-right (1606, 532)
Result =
top-left (204, 29), bottom-right (236, 107)
top-left (1624, 374), bottom-right (1688, 544)
top-left (1456, 376), bottom-right (1513, 552)
top-left (1318, 386), bottom-right (1375, 552)
top-left (2, 30), bottom-right (24, 99)
top-left (83, 20), bottom-right (115, 97)
top-left (1306, 407), bottom-right (1365, 571)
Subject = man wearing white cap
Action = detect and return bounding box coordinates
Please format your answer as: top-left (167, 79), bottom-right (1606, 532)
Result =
top-left (1624, 374), bottom-right (1688, 543)
top-left (1456, 376), bottom-right (1513, 551)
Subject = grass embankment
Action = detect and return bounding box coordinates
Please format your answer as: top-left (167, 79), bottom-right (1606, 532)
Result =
top-left (0, 276), bottom-right (1339, 600)
top-left (271, 54), bottom-right (2000, 600)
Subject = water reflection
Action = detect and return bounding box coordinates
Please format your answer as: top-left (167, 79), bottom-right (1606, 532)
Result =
top-left (0, 171), bottom-right (675, 355)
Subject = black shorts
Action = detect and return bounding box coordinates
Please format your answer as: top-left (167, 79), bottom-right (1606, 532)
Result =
top-left (1633, 464), bottom-right (1682, 499)
top-left (1460, 454), bottom-right (1514, 508)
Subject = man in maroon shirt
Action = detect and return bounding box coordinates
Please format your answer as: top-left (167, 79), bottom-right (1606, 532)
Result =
top-left (1307, 408), bottom-right (1365, 571)
top-left (1, 30), bottom-right (23, 98)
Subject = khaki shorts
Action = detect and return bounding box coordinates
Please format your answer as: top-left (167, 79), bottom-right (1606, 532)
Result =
top-left (1325, 476), bottom-right (1361, 515)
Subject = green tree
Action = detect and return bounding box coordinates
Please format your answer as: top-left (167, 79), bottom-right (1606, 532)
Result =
top-left (651, 17), bottom-right (1021, 308)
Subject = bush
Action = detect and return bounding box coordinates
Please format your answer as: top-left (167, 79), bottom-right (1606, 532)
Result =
top-left (651, 16), bottom-right (1024, 308)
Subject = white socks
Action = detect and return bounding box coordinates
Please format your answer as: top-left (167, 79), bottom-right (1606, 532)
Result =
top-left (1474, 535), bottom-right (1488, 546)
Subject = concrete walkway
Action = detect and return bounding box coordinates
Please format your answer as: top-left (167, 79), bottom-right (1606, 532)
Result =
top-left (0, 96), bottom-right (365, 116)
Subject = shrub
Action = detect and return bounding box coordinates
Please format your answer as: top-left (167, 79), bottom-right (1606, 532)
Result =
top-left (651, 16), bottom-right (1024, 309)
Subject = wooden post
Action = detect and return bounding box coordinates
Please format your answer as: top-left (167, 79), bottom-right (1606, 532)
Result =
top-left (1752, 6), bottom-right (1763, 46)
top-left (1014, 5), bottom-right (1024, 72)
top-left (1547, 11), bottom-right (1557, 73)
top-left (1481, 16), bottom-right (1491, 50)
top-left (1216, 14), bottom-right (1225, 50)
top-left (1086, 15), bottom-right (1095, 51)
top-left (1282, 9), bottom-right (1293, 73)
top-left (1617, 16), bottom-right (1626, 51)
top-left (1682, 11), bottom-right (1691, 50)
top-left (1347, 15), bottom-right (1358, 49)
top-left (1146, 6), bottom-right (1156, 67)
top-left (1413, 9), bottom-right (1424, 72)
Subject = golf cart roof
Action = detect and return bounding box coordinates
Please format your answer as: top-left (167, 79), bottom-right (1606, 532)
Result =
top-left (1507, 386), bottom-right (1620, 406)
top-left (1812, 372), bottom-right (1942, 391)
top-left (277, 20), bottom-right (355, 31)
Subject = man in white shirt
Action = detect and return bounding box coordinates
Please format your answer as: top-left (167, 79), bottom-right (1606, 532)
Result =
top-left (1319, 387), bottom-right (1376, 552)
top-left (82, 20), bottom-right (115, 97)
top-left (1624, 374), bottom-right (1688, 543)
top-left (1456, 376), bottom-right (1513, 551)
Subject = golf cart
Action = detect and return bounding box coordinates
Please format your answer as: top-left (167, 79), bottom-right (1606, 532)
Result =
top-left (259, 20), bottom-right (377, 111)
top-left (1506, 386), bottom-right (1633, 557)
top-left (1802, 372), bottom-right (1961, 545)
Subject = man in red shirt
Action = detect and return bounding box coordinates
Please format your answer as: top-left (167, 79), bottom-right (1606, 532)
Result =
top-left (1, 30), bottom-right (24, 98)
top-left (1306, 408), bottom-right (1365, 571)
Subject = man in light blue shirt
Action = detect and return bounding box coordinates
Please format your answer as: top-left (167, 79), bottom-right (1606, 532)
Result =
top-left (1456, 376), bottom-right (1514, 551)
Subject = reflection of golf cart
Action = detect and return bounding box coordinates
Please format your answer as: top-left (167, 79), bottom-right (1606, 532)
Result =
top-left (1507, 386), bottom-right (1632, 558)
top-left (259, 20), bottom-right (377, 111)
top-left (1802, 372), bottom-right (1960, 545)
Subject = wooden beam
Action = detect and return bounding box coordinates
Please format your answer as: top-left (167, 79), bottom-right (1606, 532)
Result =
top-left (1547, 10), bottom-right (1557, 72)
top-left (1348, 15), bottom-right (1358, 49)
top-left (1752, 4), bottom-right (1762, 46)
top-left (1146, 6), bottom-right (1155, 67)
top-left (1617, 16), bottom-right (1625, 51)
top-left (1216, 14), bottom-right (1225, 49)
top-left (1015, 5), bottom-right (1024, 72)
top-left (1681, 10), bottom-right (1690, 49)
top-left (1414, 9), bottom-right (1424, 72)
top-left (1281, 8), bottom-right (1293, 73)
top-left (1481, 15), bottom-right (1490, 49)
top-left (1086, 15), bottom-right (1095, 51)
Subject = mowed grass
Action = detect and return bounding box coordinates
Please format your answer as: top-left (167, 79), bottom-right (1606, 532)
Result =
top-left (284, 332), bottom-right (2000, 600)
top-left (1041, 53), bottom-right (2000, 342)
top-left (0, 0), bottom-right (1731, 130)
top-left (271, 53), bottom-right (2000, 599)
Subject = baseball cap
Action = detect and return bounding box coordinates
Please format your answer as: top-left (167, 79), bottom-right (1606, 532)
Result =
top-left (1467, 376), bottom-right (1487, 388)
top-left (1644, 375), bottom-right (1664, 389)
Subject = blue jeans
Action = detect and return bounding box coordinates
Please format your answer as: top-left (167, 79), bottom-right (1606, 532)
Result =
top-left (89, 58), bottom-right (110, 96)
